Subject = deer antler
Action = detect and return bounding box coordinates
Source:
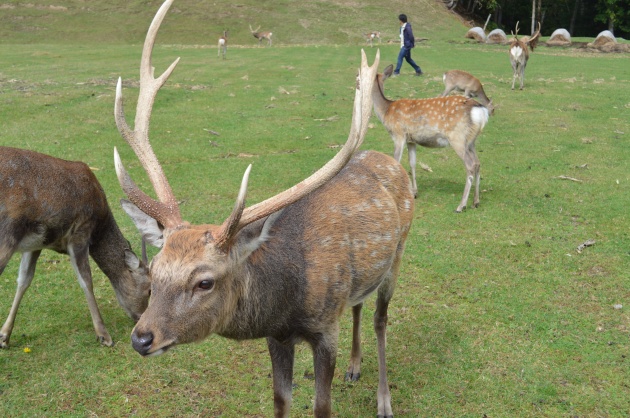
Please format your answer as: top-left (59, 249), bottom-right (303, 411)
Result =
top-left (114, 0), bottom-right (183, 229)
top-left (213, 49), bottom-right (380, 248)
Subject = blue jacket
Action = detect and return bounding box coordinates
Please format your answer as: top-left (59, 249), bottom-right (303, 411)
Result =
top-left (402, 23), bottom-right (415, 48)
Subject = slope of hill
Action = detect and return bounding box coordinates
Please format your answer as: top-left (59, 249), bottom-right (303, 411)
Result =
top-left (0, 0), bottom-right (468, 45)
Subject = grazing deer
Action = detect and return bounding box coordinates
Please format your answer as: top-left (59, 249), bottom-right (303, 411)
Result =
top-left (441, 70), bottom-right (495, 115)
top-left (509, 22), bottom-right (541, 90)
top-left (114, 2), bottom-right (413, 417)
top-left (0, 147), bottom-right (150, 348)
top-left (372, 64), bottom-right (490, 213)
top-left (249, 24), bottom-right (273, 47)
top-left (217, 29), bottom-right (228, 59)
top-left (367, 31), bottom-right (381, 47)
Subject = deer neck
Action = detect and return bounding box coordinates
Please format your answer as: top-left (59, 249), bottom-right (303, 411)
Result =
top-left (371, 75), bottom-right (393, 124)
top-left (89, 212), bottom-right (134, 288)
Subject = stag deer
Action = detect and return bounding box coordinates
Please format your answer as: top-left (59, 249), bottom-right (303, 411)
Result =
top-left (509, 22), bottom-right (541, 90)
top-left (373, 64), bottom-right (490, 213)
top-left (367, 31), bottom-right (381, 47)
top-left (441, 69), bottom-right (495, 115)
top-left (0, 147), bottom-right (150, 348)
top-left (249, 24), bottom-right (272, 47)
top-left (217, 29), bottom-right (228, 59)
top-left (114, 2), bottom-right (413, 417)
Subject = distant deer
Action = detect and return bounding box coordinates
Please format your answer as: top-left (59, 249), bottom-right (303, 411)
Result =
top-left (249, 24), bottom-right (272, 47)
top-left (372, 64), bottom-right (490, 212)
top-left (0, 147), bottom-right (150, 348)
top-left (441, 69), bottom-right (495, 115)
top-left (366, 31), bottom-right (381, 47)
top-left (114, 2), bottom-right (413, 417)
top-left (509, 21), bottom-right (541, 90)
top-left (217, 29), bottom-right (228, 59)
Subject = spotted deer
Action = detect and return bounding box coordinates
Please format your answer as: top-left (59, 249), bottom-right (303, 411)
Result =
top-left (249, 24), bottom-right (272, 47)
top-left (441, 69), bottom-right (494, 115)
top-left (0, 147), bottom-right (150, 348)
top-left (373, 64), bottom-right (490, 213)
top-left (509, 22), bottom-right (541, 90)
top-left (114, 1), bottom-right (413, 417)
top-left (217, 29), bottom-right (228, 59)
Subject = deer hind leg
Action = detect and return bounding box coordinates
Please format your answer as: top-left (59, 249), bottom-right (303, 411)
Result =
top-left (450, 136), bottom-right (478, 213)
top-left (0, 250), bottom-right (41, 348)
top-left (311, 327), bottom-right (339, 418)
top-left (345, 302), bottom-right (363, 381)
top-left (68, 244), bottom-right (113, 346)
top-left (267, 337), bottom-right (295, 418)
top-left (374, 262), bottom-right (400, 417)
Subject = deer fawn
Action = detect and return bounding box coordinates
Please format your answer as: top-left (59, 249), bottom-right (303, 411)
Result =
top-left (509, 22), bottom-right (541, 90)
top-left (114, 2), bottom-right (413, 417)
top-left (218, 29), bottom-right (228, 59)
top-left (249, 24), bottom-right (272, 47)
top-left (441, 69), bottom-right (494, 115)
top-left (372, 64), bottom-right (490, 213)
top-left (0, 147), bottom-right (150, 348)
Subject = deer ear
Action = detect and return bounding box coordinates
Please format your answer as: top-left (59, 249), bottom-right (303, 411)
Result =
top-left (120, 199), bottom-right (164, 248)
top-left (383, 64), bottom-right (394, 81)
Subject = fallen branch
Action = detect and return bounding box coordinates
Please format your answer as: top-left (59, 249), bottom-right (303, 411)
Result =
top-left (203, 128), bottom-right (220, 136)
top-left (556, 175), bottom-right (582, 183)
top-left (577, 239), bottom-right (595, 253)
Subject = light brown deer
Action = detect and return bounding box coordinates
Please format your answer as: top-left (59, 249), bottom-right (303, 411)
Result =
top-left (114, 1), bottom-right (413, 417)
top-left (0, 147), bottom-right (150, 348)
top-left (367, 31), bottom-right (381, 47)
top-left (441, 69), bottom-right (495, 115)
top-left (217, 29), bottom-right (228, 59)
top-left (509, 22), bottom-right (541, 90)
top-left (373, 64), bottom-right (490, 213)
top-left (249, 24), bottom-right (273, 47)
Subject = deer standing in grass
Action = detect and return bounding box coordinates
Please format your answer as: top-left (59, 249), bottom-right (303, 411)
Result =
top-left (441, 69), bottom-right (494, 115)
top-left (0, 147), bottom-right (150, 348)
top-left (372, 64), bottom-right (490, 213)
top-left (249, 24), bottom-right (272, 47)
top-left (509, 22), bottom-right (541, 90)
top-left (217, 29), bottom-right (228, 59)
top-left (114, 1), bottom-right (413, 417)
top-left (367, 31), bottom-right (381, 47)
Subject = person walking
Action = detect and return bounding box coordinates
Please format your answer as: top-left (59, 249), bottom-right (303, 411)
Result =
top-left (393, 14), bottom-right (423, 76)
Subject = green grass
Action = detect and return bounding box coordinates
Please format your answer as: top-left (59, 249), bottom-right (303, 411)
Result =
top-left (1, 1), bottom-right (630, 417)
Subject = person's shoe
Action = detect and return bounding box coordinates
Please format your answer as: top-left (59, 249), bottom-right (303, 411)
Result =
top-left (415, 70), bottom-right (424, 76)
top-left (392, 72), bottom-right (400, 77)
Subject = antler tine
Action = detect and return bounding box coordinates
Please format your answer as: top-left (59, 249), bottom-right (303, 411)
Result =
top-left (214, 49), bottom-right (380, 249)
top-left (114, 0), bottom-right (183, 229)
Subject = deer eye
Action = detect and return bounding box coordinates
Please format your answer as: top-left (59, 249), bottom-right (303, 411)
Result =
top-left (197, 279), bottom-right (215, 291)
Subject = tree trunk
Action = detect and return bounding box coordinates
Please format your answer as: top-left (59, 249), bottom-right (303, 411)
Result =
top-left (531, 0), bottom-right (536, 34)
top-left (569, 0), bottom-right (581, 36)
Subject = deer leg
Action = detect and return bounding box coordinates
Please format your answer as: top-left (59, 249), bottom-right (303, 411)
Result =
top-left (520, 66), bottom-right (525, 90)
top-left (468, 143), bottom-right (481, 208)
top-left (345, 303), bottom-right (363, 381)
top-left (68, 244), bottom-right (113, 347)
top-left (267, 337), bottom-right (295, 418)
top-left (450, 138), bottom-right (475, 213)
top-left (0, 250), bottom-right (41, 348)
top-left (407, 142), bottom-right (419, 198)
top-left (374, 269), bottom-right (398, 418)
top-left (311, 328), bottom-right (339, 418)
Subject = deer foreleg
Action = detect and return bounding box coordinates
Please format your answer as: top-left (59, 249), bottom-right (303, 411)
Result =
top-left (68, 244), bottom-right (113, 346)
top-left (311, 330), bottom-right (339, 418)
top-left (0, 250), bottom-right (41, 348)
top-left (407, 142), bottom-right (419, 198)
top-left (267, 337), bottom-right (295, 418)
top-left (345, 303), bottom-right (363, 381)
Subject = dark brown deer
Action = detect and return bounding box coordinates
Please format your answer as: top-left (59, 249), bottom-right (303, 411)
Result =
top-left (0, 147), bottom-right (150, 348)
top-left (441, 69), bottom-right (495, 115)
top-left (372, 64), bottom-right (490, 212)
top-left (217, 29), bottom-right (228, 59)
top-left (114, 1), bottom-right (413, 417)
top-left (509, 22), bottom-right (541, 90)
top-left (249, 24), bottom-right (273, 47)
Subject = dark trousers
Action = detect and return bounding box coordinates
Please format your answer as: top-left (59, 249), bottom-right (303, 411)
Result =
top-left (395, 46), bottom-right (421, 74)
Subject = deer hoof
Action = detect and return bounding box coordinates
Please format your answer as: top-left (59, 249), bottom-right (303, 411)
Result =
top-left (0, 334), bottom-right (9, 349)
top-left (98, 335), bottom-right (115, 347)
top-left (344, 371), bottom-right (361, 382)
top-left (377, 415), bottom-right (394, 418)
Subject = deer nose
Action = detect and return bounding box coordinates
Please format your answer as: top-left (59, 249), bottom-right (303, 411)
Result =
top-left (131, 330), bottom-right (154, 356)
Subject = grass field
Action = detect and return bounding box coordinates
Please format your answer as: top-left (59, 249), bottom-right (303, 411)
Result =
top-left (1, 1), bottom-right (629, 417)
